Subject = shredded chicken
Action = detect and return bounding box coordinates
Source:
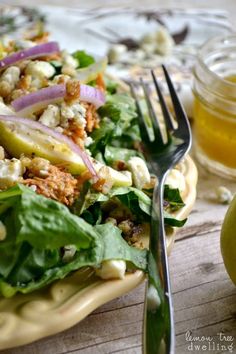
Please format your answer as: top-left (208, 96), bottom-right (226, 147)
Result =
top-left (85, 103), bottom-right (100, 133)
top-left (23, 158), bottom-right (79, 206)
top-left (75, 101), bottom-right (100, 134)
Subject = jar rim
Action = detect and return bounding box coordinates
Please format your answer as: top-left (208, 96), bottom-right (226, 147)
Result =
top-left (195, 34), bottom-right (236, 100)
top-left (197, 34), bottom-right (236, 88)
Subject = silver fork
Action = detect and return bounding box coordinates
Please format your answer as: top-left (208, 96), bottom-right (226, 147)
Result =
top-left (130, 65), bottom-right (192, 354)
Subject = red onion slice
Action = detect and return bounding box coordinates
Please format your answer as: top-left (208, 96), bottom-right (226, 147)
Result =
top-left (12, 84), bottom-right (66, 115)
top-left (0, 41), bottom-right (60, 70)
top-left (0, 115), bottom-right (98, 179)
top-left (80, 84), bottom-right (105, 108)
top-left (12, 83), bottom-right (105, 115)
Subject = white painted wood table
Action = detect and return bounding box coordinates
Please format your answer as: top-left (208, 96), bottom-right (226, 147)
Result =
top-left (1, 1), bottom-right (236, 353)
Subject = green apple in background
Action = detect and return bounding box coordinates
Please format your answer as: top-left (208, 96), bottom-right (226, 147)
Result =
top-left (221, 195), bottom-right (236, 286)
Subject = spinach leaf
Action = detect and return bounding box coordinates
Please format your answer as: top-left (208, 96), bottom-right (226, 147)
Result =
top-left (82, 186), bottom-right (186, 228)
top-left (50, 60), bottom-right (62, 75)
top-left (116, 187), bottom-right (151, 221)
top-left (90, 117), bottom-right (115, 155)
top-left (164, 185), bottom-right (185, 211)
top-left (163, 212), bottom-right (187, 227)
top-left (73, 50), bottom-right (95, 68)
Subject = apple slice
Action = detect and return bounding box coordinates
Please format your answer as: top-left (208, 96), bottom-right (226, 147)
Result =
top-left (0, 119), bottom-right (132, 187)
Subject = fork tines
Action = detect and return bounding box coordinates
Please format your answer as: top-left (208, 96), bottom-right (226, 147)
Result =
top-left (130, 65), bottom-right (191, 145)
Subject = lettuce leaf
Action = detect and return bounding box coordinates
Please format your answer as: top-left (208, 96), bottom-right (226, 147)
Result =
top-left (98, 93), bottom-right (137, 125)
top-left (95, 224), bottom-right (147, 269)
top-left (0, 184), bottom-right (95, 250)
top-left (90, 93), bottom-right (138, 156)
top-left (104, 145), bottom-right (141, 165)
top-left (0, 184), bottom-right (147, 297)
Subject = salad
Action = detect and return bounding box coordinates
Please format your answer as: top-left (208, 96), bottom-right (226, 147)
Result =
top-left (0, 32), bottom-right (186, 298)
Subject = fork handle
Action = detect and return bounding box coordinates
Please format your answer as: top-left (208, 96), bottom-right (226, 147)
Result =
top-left (143, 175), bottom-right (175, 354)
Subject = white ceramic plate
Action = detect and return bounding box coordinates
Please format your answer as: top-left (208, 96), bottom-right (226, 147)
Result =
top-left (0, 155), bottom-right (197, 350)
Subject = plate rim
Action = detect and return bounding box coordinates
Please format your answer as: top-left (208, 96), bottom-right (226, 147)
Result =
top-left (0, 155), bottom-right (197, 350)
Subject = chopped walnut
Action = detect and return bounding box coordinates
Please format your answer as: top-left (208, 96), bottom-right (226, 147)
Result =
top-left (10, 89), bottom-right (25, 101)
top-left (92, 166), bottom-right (114, 194)
top-left (105, 217), bottom-right (117, 226)
top-left (16, 74), bottom-right (32, 90)
top-left (65, 79), bottom-right (80, 104)
top-left (61, 65), bottom-right (77, 77)
top-left (118, 219), bottom-right (134, 236)
top-left (124, 223), bottom-right (143, 246)
top-left (112, 160), bottom-right (128, 171)
top-left (0, 82), bottom-right (11, 98)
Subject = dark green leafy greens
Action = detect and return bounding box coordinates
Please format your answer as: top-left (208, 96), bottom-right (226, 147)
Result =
top-left (164, 185), bottom-right (185, 211)
top-left (76, 186), bottom-right (186, 227)
top-left (72, 50), bottom-right (95, 68)
top-left (0, 74), bottom-right (188, 300)
top-left (90, 93), bottom-right (138, 156)
top-left (0, 184), bottom-right (147, 297)
top-left (104, 77), bottom-right (118, 94)
top-left (50, 60), bottom-right (62, 75)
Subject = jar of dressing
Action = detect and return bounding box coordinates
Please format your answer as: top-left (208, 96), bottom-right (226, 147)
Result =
top-left (193, 35), bottom-right (236, 179)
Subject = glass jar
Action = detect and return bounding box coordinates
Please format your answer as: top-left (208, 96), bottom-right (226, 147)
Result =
top-left (193, 35), bottom-right (236, 179)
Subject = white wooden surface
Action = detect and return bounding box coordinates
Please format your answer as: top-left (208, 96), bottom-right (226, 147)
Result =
top-left (1, 1), bottom-right (236, 353)
top-left (2, 0), bottom-right (236, 26)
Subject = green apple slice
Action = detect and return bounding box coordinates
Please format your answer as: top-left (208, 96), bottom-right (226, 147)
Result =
top-left (0, 120), bottom-right (132, 187)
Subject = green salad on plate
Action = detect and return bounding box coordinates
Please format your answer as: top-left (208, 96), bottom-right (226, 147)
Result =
top-left (0, 34), bottom-right (186, 298)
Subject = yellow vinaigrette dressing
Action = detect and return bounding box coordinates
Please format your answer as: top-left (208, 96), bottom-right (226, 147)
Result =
top-left (194, 74), bottom-right (236, 169)
top-left (193, 35), bottom-right (236, 178)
